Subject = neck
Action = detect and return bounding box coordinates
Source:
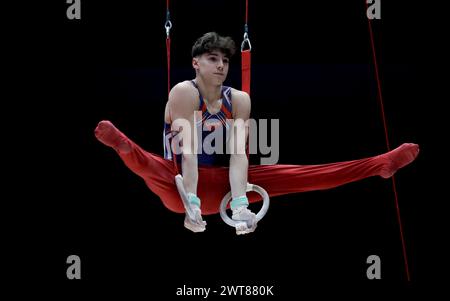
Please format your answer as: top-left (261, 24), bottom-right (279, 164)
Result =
top-left (194, 77), bottom-right (222, 103)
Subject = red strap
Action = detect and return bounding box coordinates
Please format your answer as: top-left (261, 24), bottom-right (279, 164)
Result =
top-left (166, 37), bottom-right (171, 96)
top-left (241, 49), bottom-right (251, 95)
top-left (167, 37), bottom-right (179, 174)
top-left (242, 49), bottom-right (251, 159)
top-left (243, 0), bottom-right (250, 159)
top-left (167, 49), bottom-right (179, 173)
top-left (165, 0), bottom-right (178, 173)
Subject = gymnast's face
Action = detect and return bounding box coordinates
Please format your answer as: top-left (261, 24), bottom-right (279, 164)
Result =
top-left (193, 50), bottom-right (229, 85)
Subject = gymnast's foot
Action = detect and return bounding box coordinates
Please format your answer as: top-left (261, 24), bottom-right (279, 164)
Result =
top-left (232, 206), bottom-right (257, 235)
top-left (94, 120), bottom-right (131, 154)
top-left (184, 204), bottom-right (206, 233)
top-left (379, 143), bottom-right (420, 178)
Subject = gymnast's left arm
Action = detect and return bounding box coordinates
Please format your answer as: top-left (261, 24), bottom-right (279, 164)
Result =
top-left (229, 90), bottom-right (251, 199)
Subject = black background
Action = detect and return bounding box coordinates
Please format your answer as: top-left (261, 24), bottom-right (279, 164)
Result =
top-left (9, 0), bottom-right (443, 295)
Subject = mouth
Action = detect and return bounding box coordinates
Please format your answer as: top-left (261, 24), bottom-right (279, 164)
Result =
top-left (214, 73), bottom-right (224, 76)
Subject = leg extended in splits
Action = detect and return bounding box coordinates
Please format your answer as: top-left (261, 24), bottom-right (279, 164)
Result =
top-left (246, 143), bottom-right (419, 202)
top-left (95, 120), bottom-right (183, 213)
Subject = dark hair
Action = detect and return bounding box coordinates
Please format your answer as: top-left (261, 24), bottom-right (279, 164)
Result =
top-left (191, 32), bottom-right (236, 58)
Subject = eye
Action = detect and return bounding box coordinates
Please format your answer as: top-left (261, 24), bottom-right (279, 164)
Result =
top-left (223, 58), bottom-right (229, 64)
top-left (209, 56), bottom-right (217, 62)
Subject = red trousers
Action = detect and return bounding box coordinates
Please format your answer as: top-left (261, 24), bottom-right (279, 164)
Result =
top-left (112, 135), bottom-right (389, 215)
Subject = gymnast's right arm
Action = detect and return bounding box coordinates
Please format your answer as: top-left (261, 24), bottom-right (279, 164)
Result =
top-left (167, 82), bottom-right (199, 195)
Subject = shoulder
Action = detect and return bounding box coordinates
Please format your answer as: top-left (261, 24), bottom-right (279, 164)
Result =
top-left (167, 81), bottom-right (199, 119)
top-left (230, 88), bottom-right (251, 118)
top-left (170, 81), bottom-right (197, 99)
top-left (168, 81), bottom-right (198, 107)
top-left (230, 88), bottom-right (251, 107)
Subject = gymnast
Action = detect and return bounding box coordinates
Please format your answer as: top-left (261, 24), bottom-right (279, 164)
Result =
top-left (94, 32), bottom-right (419, 235)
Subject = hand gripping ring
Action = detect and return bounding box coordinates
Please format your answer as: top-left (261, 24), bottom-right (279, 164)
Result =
top-left (220, 183), bottom-right (270, 227)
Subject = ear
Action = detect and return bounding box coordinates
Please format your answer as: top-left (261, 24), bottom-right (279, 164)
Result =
top-left (192, 57), bottom-right (199, 70)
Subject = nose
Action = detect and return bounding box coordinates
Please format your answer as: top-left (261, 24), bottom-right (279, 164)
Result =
top-left (217, 59), bottom-right (224, 70)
